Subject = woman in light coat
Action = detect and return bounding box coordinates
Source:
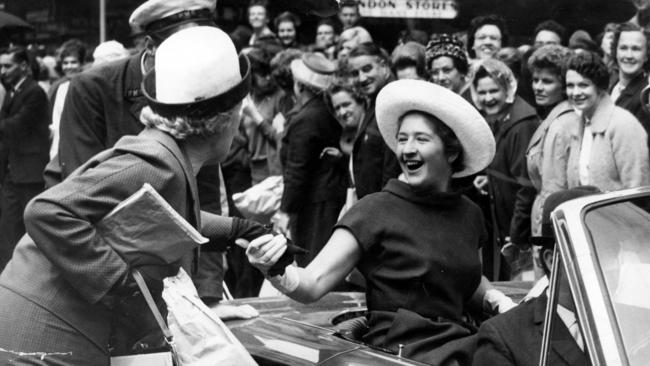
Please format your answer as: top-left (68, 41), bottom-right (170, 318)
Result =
top-left (526, 45), bottom-right (577, 236)
top-left (564, 51), bottom-right (650, 191)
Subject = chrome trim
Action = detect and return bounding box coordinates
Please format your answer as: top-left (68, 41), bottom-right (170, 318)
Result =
top-left (551, 186), bottom-right (650, 365)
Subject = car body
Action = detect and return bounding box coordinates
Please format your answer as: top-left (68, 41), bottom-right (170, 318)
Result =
top-left (542, 186), bottom-right (650, 366)
top-left (223, 285), bottom-right (531, 365)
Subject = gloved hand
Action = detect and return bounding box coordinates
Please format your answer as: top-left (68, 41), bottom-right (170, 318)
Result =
top-left (483, 288), bottom-right (517, 314)
top-left (232, 218), bottom-right (307, 276)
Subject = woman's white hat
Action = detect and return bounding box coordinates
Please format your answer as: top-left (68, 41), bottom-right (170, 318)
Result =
top-left (290, 52), bottom-right (337, 91)
top-left (376, 79), bottom-right (495, 178)
top-left (141, 26), bottom-right (251, 119)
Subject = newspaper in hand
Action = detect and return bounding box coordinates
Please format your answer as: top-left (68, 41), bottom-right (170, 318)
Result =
top-left (97, 183), bottom-right (208, 266)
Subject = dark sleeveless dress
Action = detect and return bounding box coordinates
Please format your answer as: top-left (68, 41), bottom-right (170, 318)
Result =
top-left (335, 179), bottom-right (487, 365)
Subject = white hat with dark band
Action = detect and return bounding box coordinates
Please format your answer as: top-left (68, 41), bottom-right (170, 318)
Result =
top-left (141, 26), bottom-right (251, 120)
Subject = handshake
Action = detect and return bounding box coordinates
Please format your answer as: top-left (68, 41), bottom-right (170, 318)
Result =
top-left (230, 218), bottom-right (307, 277)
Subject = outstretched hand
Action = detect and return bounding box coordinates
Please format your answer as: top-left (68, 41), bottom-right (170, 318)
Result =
top-left (241, 234), bottom-right (288, 275)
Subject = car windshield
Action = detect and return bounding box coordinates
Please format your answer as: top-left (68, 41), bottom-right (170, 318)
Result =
top-left (584, 196), bottom-right (650, 365)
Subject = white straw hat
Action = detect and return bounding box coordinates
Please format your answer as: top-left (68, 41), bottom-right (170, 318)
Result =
top-left (290, 52), bottom-right (337, 91)
top-left (376, 79), bottom-right (495, 178)
top-left (142, 26), bottom-right (250, 119)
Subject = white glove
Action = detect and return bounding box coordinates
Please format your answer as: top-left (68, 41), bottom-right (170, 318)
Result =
top-left (484, 288), bottom-right (517, 314)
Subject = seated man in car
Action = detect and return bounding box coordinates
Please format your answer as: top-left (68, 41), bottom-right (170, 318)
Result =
top-left (472, 187), bottom-right (597, 366)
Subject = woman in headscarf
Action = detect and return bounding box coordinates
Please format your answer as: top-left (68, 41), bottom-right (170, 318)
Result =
top-left (470, 58), bottom-right (539, 279)
top-left (565, 51), bottom-right (650, 191)
top-left (246, 80), bottom-right (516, 365)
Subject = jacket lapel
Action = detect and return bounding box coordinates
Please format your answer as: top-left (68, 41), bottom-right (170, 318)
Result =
top-left (533, 292), bottom-right (590, 366)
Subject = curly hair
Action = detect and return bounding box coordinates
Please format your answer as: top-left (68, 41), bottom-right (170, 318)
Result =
top-left (467, 14), bottom-right (509, 58)
top-left (527, 44), bottom-right (572, 81)
top-left (140, 105), bottom-right (238, 140)
top-left (325, 79), bottom-right (368, 111)
top-left (611, 22), bottom-right (650, 71)
top-left (270, 48), bottom-right (303, 90)
top-left (564, 51), bottom-right (609, 91)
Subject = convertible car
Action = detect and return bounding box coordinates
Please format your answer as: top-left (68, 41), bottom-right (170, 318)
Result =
top-left (223, 187), bottom-right (650, 365)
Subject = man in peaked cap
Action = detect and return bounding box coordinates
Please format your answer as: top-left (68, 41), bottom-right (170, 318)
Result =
top-left (42, 0), bottom-right (243, 313)
top-left (473, 186), bottom-right (598, 366)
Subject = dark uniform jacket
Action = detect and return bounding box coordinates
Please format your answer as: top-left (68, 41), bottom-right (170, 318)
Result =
top-left (280, 95), bottom-right (347, 212)
top-left (352, 98), bottom-right (401, 199)
top-left (0, 77), bottom-right (50, 184)
top-left (487, 96), bottom-right (539, 247)
top-left (473, 293), bottom-right (591, 366)
top-left (44, 51), bottom-right (222, 223)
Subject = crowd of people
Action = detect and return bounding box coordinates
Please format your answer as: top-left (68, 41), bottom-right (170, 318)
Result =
top-left (0, 0), bottom-right (649, 364)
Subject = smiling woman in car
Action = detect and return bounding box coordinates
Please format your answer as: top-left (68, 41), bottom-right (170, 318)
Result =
top-left (246, 80), bottom-right (517, 365)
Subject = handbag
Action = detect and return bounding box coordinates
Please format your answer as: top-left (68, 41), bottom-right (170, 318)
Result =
top-left (110, 269), bottom-right (180, 366)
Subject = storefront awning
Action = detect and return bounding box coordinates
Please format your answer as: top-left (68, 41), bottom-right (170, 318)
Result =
top-left (358, 0), bottom-right (458, 19)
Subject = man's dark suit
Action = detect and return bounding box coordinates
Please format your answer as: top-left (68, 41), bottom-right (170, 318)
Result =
top-left (473, 294), bottom-right (591, 366)
top-left (351, 98), bottom-right (401, 199)
top-left (280, 95), bottom-right (347, 265)
top-left (0, 77), bottom-right (49, 270)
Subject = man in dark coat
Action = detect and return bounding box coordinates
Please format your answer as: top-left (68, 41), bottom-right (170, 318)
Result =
top-left (279, 53), bottom-right (347, 266)
top-left (473, 187), bottom-right (597, 366)
top-left (42, 0), bottom-right (228, 303)
top-left (347, 43), bottom-right (401, 199)
top-left (0, 47), bottom-right (50, 270)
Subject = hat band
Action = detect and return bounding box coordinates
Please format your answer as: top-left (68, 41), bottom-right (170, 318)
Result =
top-left (145, 9), bottom-right (214, 34)
top-left (142, 54), bottom-right (251, 120)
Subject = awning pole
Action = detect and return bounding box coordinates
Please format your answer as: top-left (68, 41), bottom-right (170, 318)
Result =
top-left (99, 0), bottom-right (106, 43)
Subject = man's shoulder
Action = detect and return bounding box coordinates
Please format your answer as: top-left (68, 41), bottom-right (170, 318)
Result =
top-left (73, 53), bottom-right (139, 87)
top-left (481, 295), bottom-right (541, 332)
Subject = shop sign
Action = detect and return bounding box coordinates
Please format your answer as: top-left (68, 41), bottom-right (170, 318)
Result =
top-left (358, 0), bottom-right (459, 19)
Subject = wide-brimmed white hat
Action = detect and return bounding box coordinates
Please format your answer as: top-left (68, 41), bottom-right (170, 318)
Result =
top-left (290, 53), bottom-right (336, 91)
top-left (141, 26), bottom-right (250, 119)
top-left (376, 79), bottom-right (495, 178)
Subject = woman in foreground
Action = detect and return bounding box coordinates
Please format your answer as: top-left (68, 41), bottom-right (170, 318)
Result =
top-left (247, 80), bottom-right (516, 365)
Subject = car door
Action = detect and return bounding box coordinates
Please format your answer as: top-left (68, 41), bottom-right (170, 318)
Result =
top-left (540, 187), bottom-right (650, 366)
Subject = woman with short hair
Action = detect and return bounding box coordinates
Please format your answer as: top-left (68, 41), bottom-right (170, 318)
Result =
top-left (467, 14), bottom-right (508, 61)
top-left (525, 45), bottom-right (576, 236)
top-left (247, 80), bottom-right (516, 365)
top-left (609, 22), bottom-right (650, 133)
top-left (565, 51), bottom-right (650, 191)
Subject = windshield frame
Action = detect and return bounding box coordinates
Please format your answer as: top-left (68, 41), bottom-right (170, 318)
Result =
top-left (547, 187), bottom-right (650, 365)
